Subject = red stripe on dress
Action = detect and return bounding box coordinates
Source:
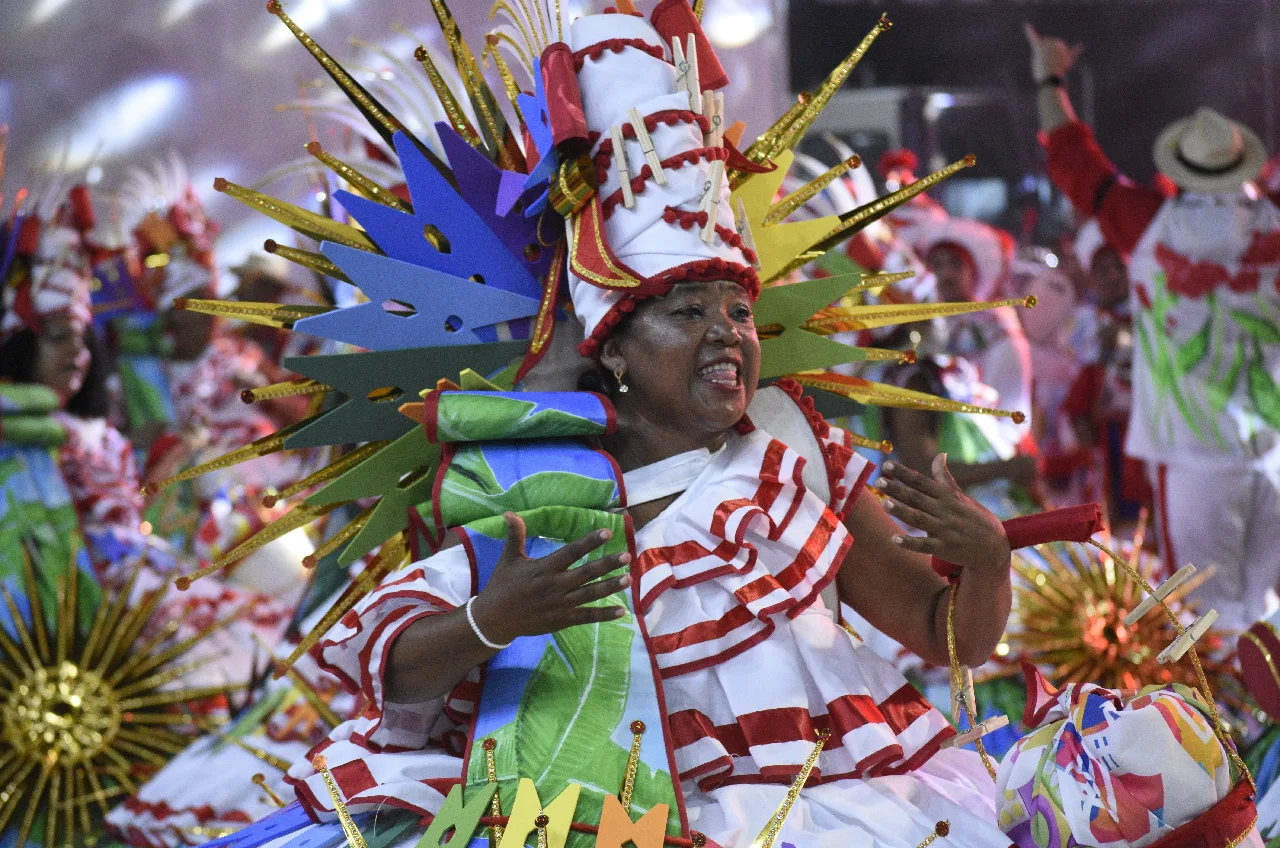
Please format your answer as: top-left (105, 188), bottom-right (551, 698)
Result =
top-left (650, 603), bottom-right (757, 655)
top-left (772, 509), bottom-right (839, 592)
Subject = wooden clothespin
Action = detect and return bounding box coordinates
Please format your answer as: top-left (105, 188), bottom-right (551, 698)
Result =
top-left (734, 197), bottom-right (760, 268)
top-left (1158, 609), bottom-right (1219, 664)
top-left (683, 34), bottom-right (702, 113)
top-left (1124, 564), bottom-right (1198, 625)
top-left (700, 160), bottom-right (725, 244)
top-left (609, 124), bottom-right (636, 209)
top-left (704, 91), bottom-right (725, 147)
top-left (941, 715), bottom-right (1010, 750)
top-left (671, 37), bottom-right (693, 112)
top-left (949, 665), bottom-right (976, 725)
top-left (628, 107), bottom-right (665, 186)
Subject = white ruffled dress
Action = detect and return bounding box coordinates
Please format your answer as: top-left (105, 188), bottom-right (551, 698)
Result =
top-left (278, 386), bottom-right (1006, 847)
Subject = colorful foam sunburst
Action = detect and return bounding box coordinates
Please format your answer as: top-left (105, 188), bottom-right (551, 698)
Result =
top-left (1008, 530), bottom-right (1237, 697)
top-left (0, 550), bottom-right (236, 848)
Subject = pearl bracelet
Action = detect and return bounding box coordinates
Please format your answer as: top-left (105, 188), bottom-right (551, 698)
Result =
top-left (466, 596), bottom-right (512, 650)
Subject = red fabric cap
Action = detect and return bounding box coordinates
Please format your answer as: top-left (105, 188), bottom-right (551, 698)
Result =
top-left (16, 216), bottom-right (40, 256)
top-left (649, 0), bottom-right (729, 90)
top-left (878, 149), bottom-right (918, 179)
top-left (541, 42), bottom-right (589, 148)
top-left (68, 185), bottom-right (96, 233)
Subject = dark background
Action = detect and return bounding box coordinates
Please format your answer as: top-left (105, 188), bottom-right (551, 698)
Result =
top-left (789, 0), bottom-right (1278, 184)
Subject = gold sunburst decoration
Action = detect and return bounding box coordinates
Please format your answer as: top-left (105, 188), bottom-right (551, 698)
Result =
top-left (1006, 522), bottom-right (1235, 696)
top-left (0, 551), bottom-right (238, 848)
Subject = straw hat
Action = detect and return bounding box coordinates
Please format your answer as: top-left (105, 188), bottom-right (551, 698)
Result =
top-left (1152, 107), bottom-right (1268, 194)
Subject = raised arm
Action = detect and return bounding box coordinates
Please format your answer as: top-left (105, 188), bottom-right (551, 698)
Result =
top-left (837, 455), bottom-right (1012, 667)
top-left (1026, 23), bottom-right (1082, 133)
top-left (1026, 24), bottom-right (1165, 255)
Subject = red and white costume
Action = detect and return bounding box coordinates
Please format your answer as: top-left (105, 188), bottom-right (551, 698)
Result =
top-left (279, 385), bottom-right (1004, 848)
top-left (1046, 121), bottom-right (1280, 628)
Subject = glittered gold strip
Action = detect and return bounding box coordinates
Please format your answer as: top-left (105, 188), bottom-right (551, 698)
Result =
top-left (313, 755), bottom-right (370, 848)
top-left (302, 506), bottom-right (373, 569)
top-left (117, 682), bottom-right (245, 712)
top-left (17, 548), bottom-right (49, 662)
top-left (620, 719), bottom-right (645, 814)
top-left (483, 738), bottom-right (504, 844)
top-left (489, 0), bottom-right (538, 76)
top-left (196, 718), bottom-right (293, 772)
top-left (254, 774), bottom-right (288, 808)
top-left (275, 534), bottom-right (408, 676)
top-left (143, 424), bottom-right (305, 496)
top-left (765, 155), bottom-right (861, 225)
top-left (305, 141), bottom-right (410, 212)
top-left (242, 377), bottom-right (334, 405)
top-left (177, 296), bottom-right (333, 329)
top-left (178, 500), bottom-right (345, 589)
top-left (269, 441), bottom-right (390, 507)
top-left (767, 15), bottom-right (891, 162)
top-left (740, 93), bottom-right (810, 172)
top-left (803, 295), bottom-right (1034, 333)
top-left (812, 155), bottom-right (976, 255)
top-left (747, 730), bottom-right (829, 848)
top-left (415, 44), bottom-right (483, 148)
top-left (790, 372), bottom-right (1025, 422)
top-left (267, 0), bottom-right (416, 151)
top-left (484, 35), bottom-right (528, 128)
top-left (429, 0), bottom-right (517, 170)
top-left (914, 822), bottom-right (951, 848)
top-left (265, 239), bottom-right (352, 285)
top-left (215, 177), bottom-right (378, 252)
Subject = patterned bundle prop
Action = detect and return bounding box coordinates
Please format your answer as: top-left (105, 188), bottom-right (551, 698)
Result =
top-left (997, 663), bottom-right (1260, 848)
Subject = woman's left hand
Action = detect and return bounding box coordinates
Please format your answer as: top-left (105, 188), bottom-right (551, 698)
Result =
top-left (875, 453), bottom-right (1010, 573)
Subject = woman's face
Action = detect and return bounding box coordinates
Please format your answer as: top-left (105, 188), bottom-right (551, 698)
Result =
top-left (1090, 246), bottom-right (1130, 308)
top-left (34, 316), bottom-right (91, 401)
top-left (927, 244), bottom-right (977, 303)
top-left (602, 280), bottom-right (760, 440)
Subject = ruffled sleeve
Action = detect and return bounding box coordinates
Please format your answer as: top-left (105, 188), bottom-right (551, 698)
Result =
top-left (311, 544), bottom-right (476, 753)
top-left (767, 379), bottom-right (873, 520)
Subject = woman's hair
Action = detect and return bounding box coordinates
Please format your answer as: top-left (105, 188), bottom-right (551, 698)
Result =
top-left (0, 326), bottom-right (112, 419)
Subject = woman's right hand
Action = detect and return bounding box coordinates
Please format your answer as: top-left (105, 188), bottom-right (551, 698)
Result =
top-left (470, 512), bottom-right (632, 645)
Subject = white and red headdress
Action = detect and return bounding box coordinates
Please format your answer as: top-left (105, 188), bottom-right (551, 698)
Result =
top-left (1, 189), bottom-right (95, 342)
top-left (551, 5), bottom-right (759, 355)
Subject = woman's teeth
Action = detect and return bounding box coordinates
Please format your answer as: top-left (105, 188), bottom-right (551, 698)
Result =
top-left (697, 362), bottom-right (739, 386)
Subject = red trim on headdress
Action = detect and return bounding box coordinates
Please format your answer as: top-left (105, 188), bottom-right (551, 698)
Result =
top-left (590, 110), bottom-right (711, 153)
top-left (572, 38), bottom-right (666, 71)
top-left (575, 257), bottom-right (760, 359)
top-left (650, 0), bottom-right (728, 90)
top-left (569, 194), bottom-right (664, 295)
top-left (661, 207), bottom-right (758, 266)
top-left (541, 42), bottom-right (590, 148)
top-left (723, 137), bottom-right (776, 175)
top-left (600, 147), bottom-right (730, 219)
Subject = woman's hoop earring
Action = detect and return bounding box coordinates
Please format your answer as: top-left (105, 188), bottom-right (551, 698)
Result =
top-left (614, 366), bottom-right (629, 393)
